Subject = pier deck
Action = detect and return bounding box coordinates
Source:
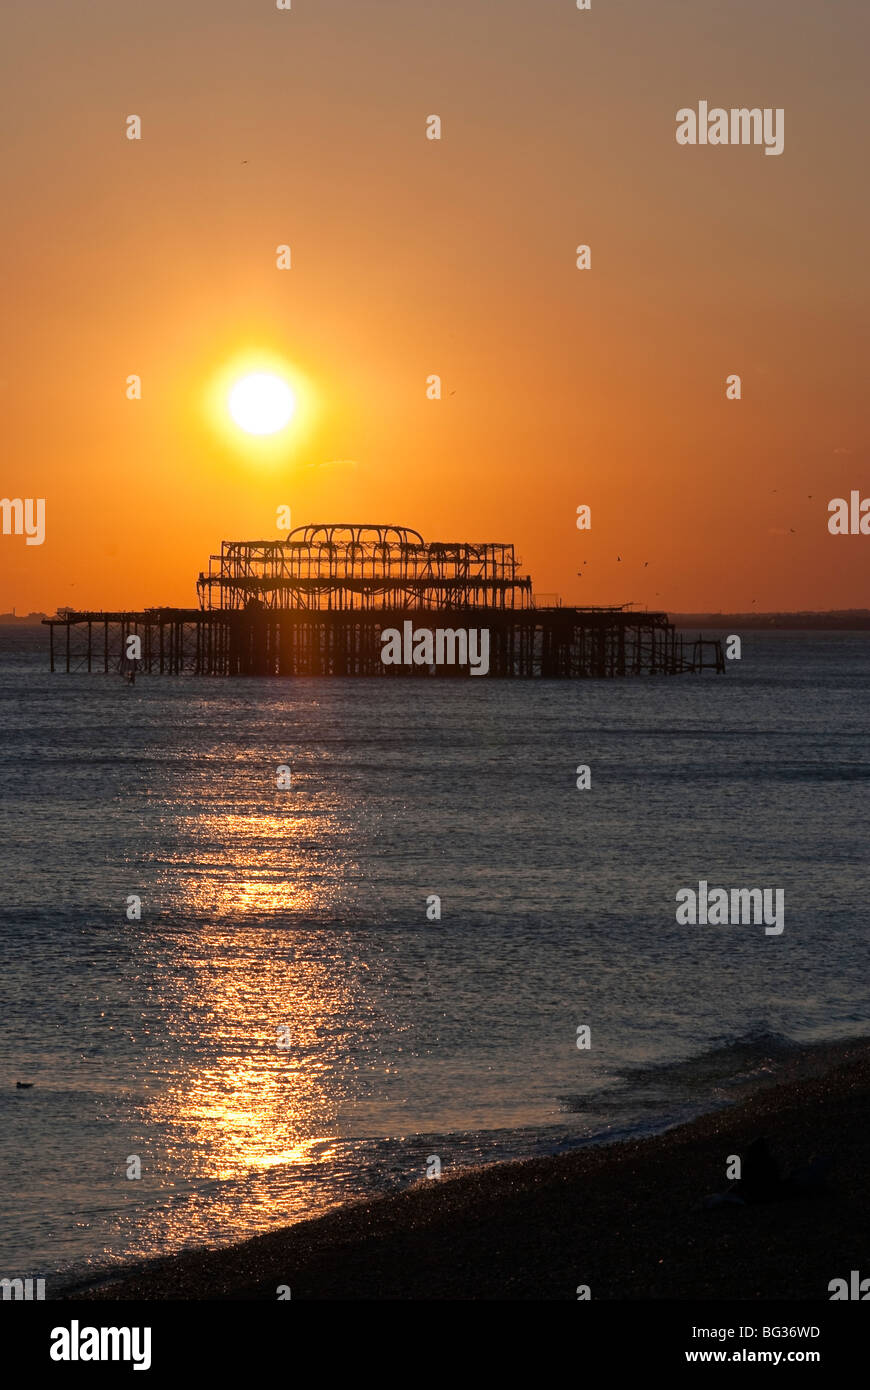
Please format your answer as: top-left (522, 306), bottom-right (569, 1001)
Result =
top-left (43, 605), bottom-right (709, 677)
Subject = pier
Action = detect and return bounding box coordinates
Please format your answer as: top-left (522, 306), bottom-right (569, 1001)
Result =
top-left (44, 523), bottom-right (722, 677)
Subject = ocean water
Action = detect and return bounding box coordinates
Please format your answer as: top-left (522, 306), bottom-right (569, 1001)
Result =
top-left (0, 625), bottom-right (868, 1287)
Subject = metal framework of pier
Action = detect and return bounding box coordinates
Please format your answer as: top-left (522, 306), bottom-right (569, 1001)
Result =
top-left (44, 523), bottom-right (723, 678)
top-left (197, 524), bottom-right (532, 613)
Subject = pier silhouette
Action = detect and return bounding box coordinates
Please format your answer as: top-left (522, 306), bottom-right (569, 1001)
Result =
top-left (45, 523), bottom-right (722, 677)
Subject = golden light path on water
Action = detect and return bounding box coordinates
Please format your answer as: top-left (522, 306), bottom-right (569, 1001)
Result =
top-left (137, 802), bottom-right (370, 1225)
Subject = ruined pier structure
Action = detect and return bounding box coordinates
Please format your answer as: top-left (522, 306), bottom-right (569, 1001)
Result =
top-left (46, 523), bottom-right (721, 676)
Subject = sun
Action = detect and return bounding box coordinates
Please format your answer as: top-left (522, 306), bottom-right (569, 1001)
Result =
top-left (204, 352), bottom-right (315, 460)
top-left (228, 372), bottom-right (297, 435)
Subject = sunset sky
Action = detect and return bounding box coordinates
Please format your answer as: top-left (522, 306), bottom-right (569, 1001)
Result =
top-left (2, 0), bottom-right (867, 614)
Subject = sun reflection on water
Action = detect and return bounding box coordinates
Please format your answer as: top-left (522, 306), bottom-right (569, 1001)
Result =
top-left (133, 794), bottom-right (371, 1236)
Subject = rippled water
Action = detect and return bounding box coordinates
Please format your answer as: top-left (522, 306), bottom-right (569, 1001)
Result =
top-left (0, 626), bottom-right (868, 1284)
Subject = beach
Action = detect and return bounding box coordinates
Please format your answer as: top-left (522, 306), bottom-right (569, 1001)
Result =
top-left (64, 1038), bottom-right (870, 1300)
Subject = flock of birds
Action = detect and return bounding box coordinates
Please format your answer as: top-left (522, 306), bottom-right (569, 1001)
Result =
top-left (577, 556), bottom-right (662, 597)
top-left (577, 494), bottom-right (815, 604)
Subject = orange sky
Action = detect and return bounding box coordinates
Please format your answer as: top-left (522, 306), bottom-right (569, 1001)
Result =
top-left (1, 0), bottom-right (868, 614)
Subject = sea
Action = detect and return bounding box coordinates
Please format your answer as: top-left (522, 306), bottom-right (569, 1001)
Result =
top-left (0, 624), bottom-right (868, 1290)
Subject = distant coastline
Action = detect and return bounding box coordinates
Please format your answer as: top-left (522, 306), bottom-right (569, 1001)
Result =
top-left (673, 611), bottom-right (870, 630)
